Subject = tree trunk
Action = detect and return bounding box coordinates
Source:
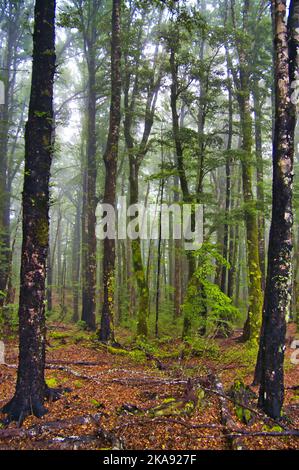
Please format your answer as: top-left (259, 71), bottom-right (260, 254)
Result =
top-left (129, 158), bottom-right (149, 337)
top-left (2, 0), bottom-right (57, 422)
top-left (0, 2), bottom-right (21, 306)
top-left (232, 0), bottom-right (263, 344)
top-left (81, 14), bottom-right (97, 331)
top-left (221, 56), bottom-right (233, 295)
top-left (169, 50), bottom-right (196, 336)
top-left (99, 0), bottom-right (121, 343)
top-left (47, 244), bottom-right (53, 312)
top-left (72, 198), bottom-right (81, 323)
top-left (254, 0), bottom-right (298, 419)
top-left (253, 82), bottom-right (266, 290)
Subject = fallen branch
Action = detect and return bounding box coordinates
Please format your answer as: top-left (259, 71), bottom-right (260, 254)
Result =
top-left (200, 377), bottom-right (289, 431)
top-left (212, 375), bottom-right (247, 450)
top-left (0, 414), bottom-right (101, 440)
top-left (46, 360), bottom-right (103, 367)
top-left (19, 434), bottom-right (103, 450)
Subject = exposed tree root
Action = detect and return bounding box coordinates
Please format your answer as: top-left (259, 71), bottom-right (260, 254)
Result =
top-left (1, 385), bottom-right (69, 425)
top-left (1, 396), bottom-right (48, 426)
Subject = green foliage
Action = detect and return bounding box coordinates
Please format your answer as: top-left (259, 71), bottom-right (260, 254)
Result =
top-left (182, 243), bottom-right (241, 336)
top-left (77, 320), bottom-right (88, 331)
top-left (220, 344), bottom-right (259, 375)
top-left (262, 424), bottom-right (284, 432)
top-left (183, 336), bottom-right (220, 360)
top-left (0, 303), bottom-right (19, 334)
top-left (235, 405), bottom-right (251, 424)
top-left (134, 336), bottom-right (182, 360)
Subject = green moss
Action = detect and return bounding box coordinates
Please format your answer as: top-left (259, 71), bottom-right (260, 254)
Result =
top-left (220, 344), bottom-right (258, 375)
top-left (147, 399), bottom-right (195, 418)
top-left (73, 332), bottom-right (89, 344)
top-left (49, 331), bottom-right (71, 340)
top-left (34, 110), bottom-right (49, 118)
top-left (46, 377), bottom-right (59, 388)
top-left (74, 380), bottom-right (83, 388)
top-left (36, 218), bottom-right (49, 247)
top-left (90, 399), bottom-right (105, 409)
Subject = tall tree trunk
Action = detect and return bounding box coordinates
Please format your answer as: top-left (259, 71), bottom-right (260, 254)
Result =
top-left (81, 11), bottom-right (97, 330)
top-left (170, 50), bottom-right (196, 336)
top-left (47, 244), bottom-right (53, 312)
top-left (0, 2), bottom-right (21, 306)
top-left (122, 14), bottom-right (161, 337)
top-left (128, 158), bottom-right (149, 336)
top-left (99, 0), bottom-right (121, 343)
top-left (253, 82), bottom-right (266, 290)
top-left (155, 143), bottom-right (165, 338)
top-left (2, 0), bottom-right (57, 422)
top-left (254, 0), bottom-right (298, 419)
top-left (173, 173), bottom-right (182, 318)
top-left (81, 77), bottom-right (97, 329)
top-left (231, 0), bottom-right (263, 344)
top-left (221, 56), bottom-right (233, 295)
top-left (72, 199), bottom-right (81, 323)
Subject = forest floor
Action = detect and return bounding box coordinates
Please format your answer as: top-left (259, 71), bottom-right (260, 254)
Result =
top-left (0, 323), bottom-right (298, 450)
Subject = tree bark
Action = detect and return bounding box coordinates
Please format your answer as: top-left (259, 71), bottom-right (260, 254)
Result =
top-left (81, 0), bottom-right (100, 331)
top-left (253, 82), bottom-right (266, 290)
top-left (221, 53), bottom-right (233, 296)
top-left (2, 0), bottom-right (57, 422)
top-left (72, 197), bottom-right (81, 322)
top-left (99, 0), bottom-right (121, 343)
top-left (230, 0), bottom-right (263, 344)
top-left (254, 0), bottom-right (298, 419)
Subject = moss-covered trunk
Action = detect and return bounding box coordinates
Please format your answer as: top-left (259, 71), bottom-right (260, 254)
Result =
top-left (239, 93), bottom-right (263, 344)
top-left (72, 198), bottom-right (81, 323)
top-left (253, 83), bottom-right (266, 289)
top-left (128, 157), bottom-right (148, 337)
top-left (2, 0), bottom-right (56, 422)
top-left (81, 7), bottom-right (98, 331)
top-left (170, 47), bottom-right (197, 337)
top-left (231, 0), bottom-right (263, 344)
top-left (99, 0), bottom-right (121, 343)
